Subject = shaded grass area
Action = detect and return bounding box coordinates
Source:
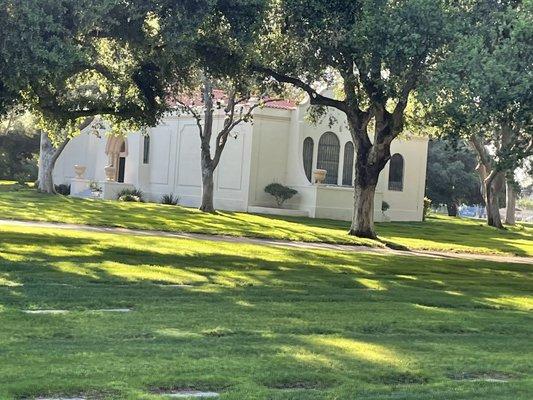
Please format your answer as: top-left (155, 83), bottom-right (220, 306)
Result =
top-left (0, 224), bottom-right (532, 399)
top-left (0, 188), bottom-right (531, 256)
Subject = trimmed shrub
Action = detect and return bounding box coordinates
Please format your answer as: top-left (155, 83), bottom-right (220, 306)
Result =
top-left (161, 193), bottom-right (179, 205)
top-left (14, 172), bottom-right (30, 186)
top-left (117, 188), bottom-right (144, 202)
top-left (264, 183), bottom-right (297, 207)
top-left (54, 184), bottom-right (71, 196)
top-left (423, 197), bottom-right (432, 221)
top-left (381, 201), bottom-right (390, 212)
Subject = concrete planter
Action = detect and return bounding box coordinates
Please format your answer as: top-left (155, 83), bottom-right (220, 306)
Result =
top-left (74, 164), bottom-right (86, 178)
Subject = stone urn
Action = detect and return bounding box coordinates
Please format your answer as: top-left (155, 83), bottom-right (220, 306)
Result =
top-left (313, 169), bottom-right (327, 184)
top-left (104, 165), bottom-right (116, 181)
top-left (74, 164), bottom-right (86, 179)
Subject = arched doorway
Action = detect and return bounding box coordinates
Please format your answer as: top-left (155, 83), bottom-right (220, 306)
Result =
top-left (105, 136), bottom-right (128, 182)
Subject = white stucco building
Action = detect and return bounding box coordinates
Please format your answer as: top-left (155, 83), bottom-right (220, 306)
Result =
top-left (54, 93), bottom-right (429, 222)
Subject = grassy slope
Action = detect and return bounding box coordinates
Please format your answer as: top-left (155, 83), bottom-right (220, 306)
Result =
top-left (0, 188), bottom-right (531, 256)
top-left (0, 225), bottom-right (531, 399)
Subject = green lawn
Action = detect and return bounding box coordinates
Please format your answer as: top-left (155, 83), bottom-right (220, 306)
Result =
top-left (1, 224), bottom-right (532, 399)
top-left (0, 188), bottom-right (531, 256)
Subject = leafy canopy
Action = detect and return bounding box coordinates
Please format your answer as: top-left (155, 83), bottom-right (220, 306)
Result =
top-left (2, 0), bottom-right (274, 140)
top-left (256, 0), bottom-right (463, 138)
top-left (426, 140), bottom-right (484, 206)
top-left (417, 0), bottom-right (533, 172)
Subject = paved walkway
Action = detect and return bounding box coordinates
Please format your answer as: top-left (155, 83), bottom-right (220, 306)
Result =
top-left (1, 218), bottom-right (531, 265)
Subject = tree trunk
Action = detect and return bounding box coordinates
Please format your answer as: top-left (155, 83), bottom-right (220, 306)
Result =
top-left (37, 118), bottom-right (93, 193)
top-left (199, 155), bottom-right (215, 213)
top-left (474, 162), bottom-right (488, 204)
top-left (485, 171), bottom-right (505, 229)
top-left (470, 135), bottom-right (505, 227)
top-left (446, 202), bottom-right (458, 217)
top-left (505, 178), bottom-right (516, 225)
top-left (349, 183), bottom-right (377, 238)
top-left (348, 162), bottom-right (380, 238)
top-left (38, 132), bottom-right (68, 193)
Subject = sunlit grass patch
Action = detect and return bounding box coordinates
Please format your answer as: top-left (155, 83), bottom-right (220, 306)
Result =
top-left (308, 337), bottom-right (405, 367)
top-left (355, 278), bottom-right (387, 291)
top-left (0, 188), bottom-right (531, 256)
top-left (484, 296), bottom-right (533, 311)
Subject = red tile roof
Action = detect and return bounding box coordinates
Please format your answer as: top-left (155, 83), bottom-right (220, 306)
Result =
top-left (262, 99), bottom-right (297, 110)
top-left (167, 90), bottom-right (296, 110)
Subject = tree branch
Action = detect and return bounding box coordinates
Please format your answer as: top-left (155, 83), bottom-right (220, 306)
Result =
top-left (253, 65), bottom-right (347, 112)
top-left (174, 99), bottom-right (203, 137)
top-left (470, 134), bottom-right (492, 170)
top-left (212, 98), bottom-right (282, 168)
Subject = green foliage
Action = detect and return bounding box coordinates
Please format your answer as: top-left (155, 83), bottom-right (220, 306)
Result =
top-left (0, 113), bottom-right (39, 180)
top-left (518, 198), bottom-right (533, 211)
top-left (264, 183), bottom-right (297, 207)
top-left (381, 201), bottom-right (390, 213)
top-left (161, 193), bottom-right (179, 205)
top-left (257, 0), bottom-right (463, 111)
top-left (1, 0), bottom-right (206, 136)
top-left (426, 140), bottom-right (484, 207)
top-left (254, 0), bottom-right (469, 236)
top-left (417, 1), bottom-right (533, 173)
top-left (13, 172), bottom-right (30, 186)
top-left (54, 184), bottom-right (70, 196)
top-left (89, 181), bottom-right (102, 194)
top-left (1, 0), bottom-right (277, 146)
top-left (117, 188), bottom-right (144, 202)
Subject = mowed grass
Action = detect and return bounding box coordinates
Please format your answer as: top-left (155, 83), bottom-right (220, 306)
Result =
top-left (0, 224), bottom-right (532, 399)
top-left (0, 188), bottom-right (531, 256)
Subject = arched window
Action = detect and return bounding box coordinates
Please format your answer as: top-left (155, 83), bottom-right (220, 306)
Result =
top-left (388, 153), bottom-right (404, 191)
top-left (302, 137), bottom-right (314, 183)
top-left (317, 132), bottom-right (340, 184)
top-left (142, 134), bottom-right (150, 164)
top-left (342, 141), bottom-right (354, 186)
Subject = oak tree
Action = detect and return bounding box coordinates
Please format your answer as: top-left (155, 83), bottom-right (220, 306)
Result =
top-left (254, 0), bottom-right (465, 238)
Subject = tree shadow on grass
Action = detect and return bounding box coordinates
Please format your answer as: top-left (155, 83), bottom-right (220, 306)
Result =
top-left (1, 226), bottom-right (532, 399)
top-left (1, 228), bottom-right (530, 313)
top-left (2, 189), bottom-right (532, 256)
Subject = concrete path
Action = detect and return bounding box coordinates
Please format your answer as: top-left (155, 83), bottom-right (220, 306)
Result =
top-left (1, 218), bottom-right (531, 265)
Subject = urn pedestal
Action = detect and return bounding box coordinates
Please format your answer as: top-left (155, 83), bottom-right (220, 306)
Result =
top-left (313, 169), bottom-right (327, 184)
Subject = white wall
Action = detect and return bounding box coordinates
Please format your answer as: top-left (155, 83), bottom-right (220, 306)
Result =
top-left (380, 137), bottom-right (429, 221)
top-left (54, 113), bottom-right (253, 211)
top-left (166, 114), bottom-right (253, 211)
top-left (54, 131), bottom-right (109, 185)
top-left (247, 108), bottom-right (293, 208)
top-left (54, 100), bottom-right (428, 222)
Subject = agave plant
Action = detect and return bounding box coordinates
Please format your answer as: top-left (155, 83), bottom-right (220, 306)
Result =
top-left (161, 193), bottom-right (179, 205)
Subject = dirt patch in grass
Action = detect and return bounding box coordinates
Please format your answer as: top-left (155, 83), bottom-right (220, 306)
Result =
top-left (150, 386), bottom-right (221, 398)
top-left (266, 379), bottom-right (335, 390)
top-left (28, 389), bottom-right (114, 400)
top-left (448, 371), bottom-right (515, 382)
top-left (367, 372), bottom-right (430, 385)
top-left (279, 326), bottom-right (341, 335)
top-left (201, 327), bottom-right (236, 337)
top-left (359, 322), bottom-right (394, 334)
top-left (427, 323), bottom-right (480, 334)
